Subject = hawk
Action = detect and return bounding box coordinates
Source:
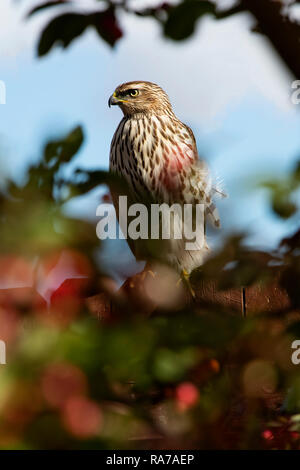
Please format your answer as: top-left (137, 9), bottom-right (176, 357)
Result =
top-left (108, 81), bottom-right (223, 277)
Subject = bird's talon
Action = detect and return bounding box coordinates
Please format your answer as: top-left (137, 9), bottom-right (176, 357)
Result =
top-left (141, 270), bottom-right (156, 281)
top-left (181, 269), bottom-right (196, 299)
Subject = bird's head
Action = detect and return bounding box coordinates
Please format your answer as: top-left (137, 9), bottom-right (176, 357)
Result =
top-left (108, 81), bottom-right (172, 116)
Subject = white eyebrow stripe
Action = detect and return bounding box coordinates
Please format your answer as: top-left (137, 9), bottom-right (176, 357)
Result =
top-left (117, 85), bottom-right (141, 95)
top-left (125, 83), bottom-right (144, 90)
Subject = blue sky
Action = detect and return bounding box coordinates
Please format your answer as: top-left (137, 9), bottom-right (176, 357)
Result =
top-left (1, 0), bottom-right (300, 278)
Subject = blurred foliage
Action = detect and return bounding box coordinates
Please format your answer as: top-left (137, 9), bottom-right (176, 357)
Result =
top-left (3, 0), bottom-right (300, 451)
top-left (0, 128), bottom-right (300, 449)
top-left (25, 0), bottom-right (300, 72)
top-left (0, 125), bottom-right (99, 257)
top-left (36, 8), bottom-right (123, 56)
top-left (261, 160), bottom-right (300, 219)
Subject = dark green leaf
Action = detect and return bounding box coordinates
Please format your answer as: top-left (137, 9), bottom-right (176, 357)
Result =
top-left (37, 9), bottom-right (122, 56)
top-left (27, 1), bottom-right (71, 17)
top-left (37, 13), bottom-right (90, 56)
top-left (44, 126), bottom-right (84, 164)
top-left (271, 194), bottom-right (297, 219)
top-left (58, 126), bottom-right (84, 162)
top-left (164, 0), bottom-right (216, 41)
top-left (293, 160), bottom-right (300, 182)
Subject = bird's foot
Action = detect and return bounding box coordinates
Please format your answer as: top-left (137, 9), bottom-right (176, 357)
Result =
top-left (177, 269), bottom-right (196, 299)
top-left (129, 269), bottom-right (156, 288)
top-left (140, 269), bottom-right (156, 282)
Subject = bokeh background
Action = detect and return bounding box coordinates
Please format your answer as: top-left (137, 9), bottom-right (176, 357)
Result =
top-left (1, 0), bottom-right (300, 287)
top-left (0, 0), bottom-right (300, 450)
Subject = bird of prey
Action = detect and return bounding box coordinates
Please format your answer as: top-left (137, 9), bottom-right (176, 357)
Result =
top-left (108, 81), bottom-right (223, 278)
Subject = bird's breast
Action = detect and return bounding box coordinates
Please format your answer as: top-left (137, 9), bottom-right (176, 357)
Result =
top-left (110, 115), bottom-right (197, 200)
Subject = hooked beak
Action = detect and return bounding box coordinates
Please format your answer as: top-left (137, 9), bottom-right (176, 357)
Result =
top-left (108, 93), bottom-right (119, 107)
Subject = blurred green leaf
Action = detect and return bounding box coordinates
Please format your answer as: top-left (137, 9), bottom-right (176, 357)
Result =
top-left (164, 0), bottom-right (216, 41)
top-left (293, 160), bottom-right (300, 182)
top-left (27, 1), bottom-right (71, 17)
top-left (261, 162), bottom-right (300, 219)
top-left (38, 13), bottom-right (90, 56)
top-left (44, 126), bottom-right (84, 164)
top-left (153, 347), bottom-right (197, 382)
top-left (37, 9), bottom-right (122, 56)
top-left (284, 377), bottom-right (300, 413)
top-left (271, 193), bottom-right (297, 219)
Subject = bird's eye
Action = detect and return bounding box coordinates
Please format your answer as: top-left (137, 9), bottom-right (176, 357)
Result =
top-left (129, 89), bottom-right (139, 97)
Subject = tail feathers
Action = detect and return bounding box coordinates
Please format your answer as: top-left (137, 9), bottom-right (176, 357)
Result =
top-left (192, 161), bottom-right (226, 228)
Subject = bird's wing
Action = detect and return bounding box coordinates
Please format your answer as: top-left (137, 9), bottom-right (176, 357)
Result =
top-left (158, 122), bottom-right (223, 228)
